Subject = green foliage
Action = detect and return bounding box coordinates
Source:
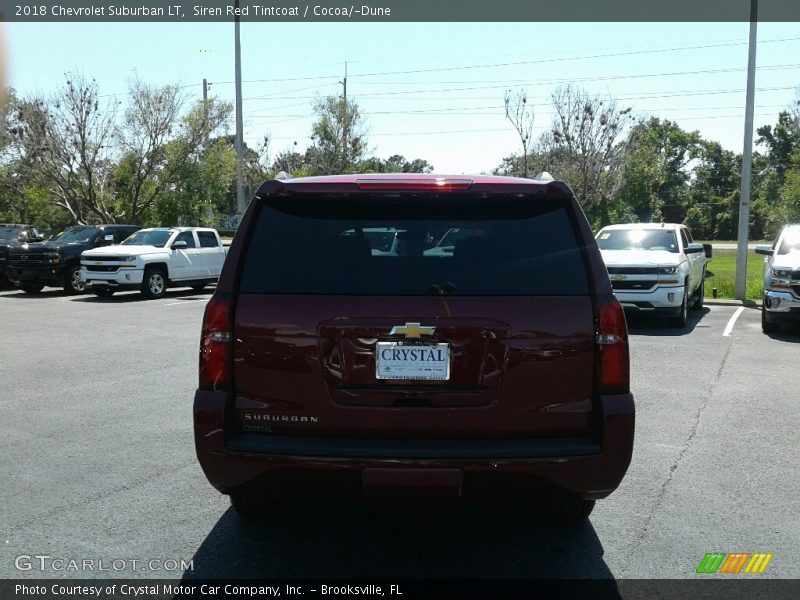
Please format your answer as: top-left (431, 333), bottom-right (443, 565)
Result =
top-left (358, 154), bottom-right (434, 174)
top-left (308, 96), bottom-right (367, 175)
top-left (704, 249), bottom-right (764, 300)
top-left (777, 160), bottom-right (800, 224)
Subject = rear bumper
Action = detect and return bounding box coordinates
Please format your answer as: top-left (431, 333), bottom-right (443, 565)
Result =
top-left (194, 391), bottom-right (635, 501)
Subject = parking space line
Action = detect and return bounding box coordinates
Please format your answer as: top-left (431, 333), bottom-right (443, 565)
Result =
top-left (722, 307), bottom-right (745, 337)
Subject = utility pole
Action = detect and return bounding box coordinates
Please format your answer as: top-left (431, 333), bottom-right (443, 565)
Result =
top-left (341, 61), bottom-right (347, 173)
top-left (234, 0), bottom-right (246, 218)
top-left (202, 78), bottom-right (209, 145)
top-left (735, 0), bottom-right (758, 300)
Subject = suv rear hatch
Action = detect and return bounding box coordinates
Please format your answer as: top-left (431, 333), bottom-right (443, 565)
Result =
top-left (229, 183), bottom-right (599, 440)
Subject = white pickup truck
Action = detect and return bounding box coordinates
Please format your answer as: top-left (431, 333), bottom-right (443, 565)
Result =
top-left (595, 223), bottom-right (710, 327)
top-left (79, 227), bottom-right (227, 299)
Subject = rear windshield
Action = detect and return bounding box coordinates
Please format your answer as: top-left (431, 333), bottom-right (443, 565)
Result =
top-left (238, 194), bottom-right (589, 296)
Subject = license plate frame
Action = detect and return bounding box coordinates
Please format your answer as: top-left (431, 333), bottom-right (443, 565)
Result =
top-left (375, 341), bottom-right (451, 381)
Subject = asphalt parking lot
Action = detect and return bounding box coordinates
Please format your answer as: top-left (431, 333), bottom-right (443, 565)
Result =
top-left (1, 287), bottom-right (798, 580)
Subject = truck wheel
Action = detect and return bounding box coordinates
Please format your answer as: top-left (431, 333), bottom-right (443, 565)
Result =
top-left (94, 288), bottom-right (115, 298)
top-left (141, 266), bottom-right (167, 300)
top-left (671, 283), bottom-right (688, 328)
top-left (690, 273), bottom-right (705, 311)
top-left (64, 266), bottom-right (86, 294)
top-left (21, 284), bottom-right (44, 294)
top-left (762, 304), bottom-right (779, 333)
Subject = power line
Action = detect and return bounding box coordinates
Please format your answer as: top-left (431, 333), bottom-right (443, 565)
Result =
top-left (344, 34), bottom-right (800, 67)
top-left (212, 35), bottom-right (800, 86)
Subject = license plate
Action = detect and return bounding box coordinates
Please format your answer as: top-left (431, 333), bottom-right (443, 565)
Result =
top-left (375, 342), bottom-right (450, 381)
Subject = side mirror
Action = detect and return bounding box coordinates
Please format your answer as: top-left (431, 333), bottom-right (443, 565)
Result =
top-left (171, 240), bottom-right (188, 250)
top-left (755, 245), bottom-right (773, 256)
top-left (684, 243), bottom-right (705, 254)
top-left (702, 243), bottom-right (713, 259)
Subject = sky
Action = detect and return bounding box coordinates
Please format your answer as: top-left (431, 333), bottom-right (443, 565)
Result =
top-left (5, 21), bottom-right (800, 174)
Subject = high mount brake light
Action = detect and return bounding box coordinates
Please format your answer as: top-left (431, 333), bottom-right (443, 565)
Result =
top-left (595, 296), bottom-right (630, 395)
top-left (354, 178), bottom-right (473, 191)
top-left (199, 295), bottom-right (232, 391)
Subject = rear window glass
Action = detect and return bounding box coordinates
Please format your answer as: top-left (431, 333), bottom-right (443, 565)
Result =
top-left (239, 194), bottom-right (589, 296)
top-left (198, 231), bottom-right (219, 248)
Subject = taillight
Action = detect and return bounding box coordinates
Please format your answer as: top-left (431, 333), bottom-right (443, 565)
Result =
top-left (199, 295), bottom-right (232, 391)
top-left (354, 177), bottom-right (473, 191)
top-left (595, 296), bottom-right (630, 394)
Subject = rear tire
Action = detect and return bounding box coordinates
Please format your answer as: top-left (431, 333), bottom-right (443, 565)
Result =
top-left (762, 303), bottom-right (779, 333)
top-left (141, 266), bottom-right (167, 299)
top-left (21, 284), bottom-right (44, 294)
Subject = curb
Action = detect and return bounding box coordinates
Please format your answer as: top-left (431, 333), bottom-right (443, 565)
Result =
top-left (703, 298), bottom-right (760, 308)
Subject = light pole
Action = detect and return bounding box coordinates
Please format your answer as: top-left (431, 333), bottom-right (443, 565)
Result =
top-left (234, 0), bottom-right (246, 219)
top-left (735, 0), bottom-right (758, 300)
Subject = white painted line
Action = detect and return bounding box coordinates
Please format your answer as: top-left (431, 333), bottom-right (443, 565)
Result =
top-left (723, 307), bottom-right (745, 337)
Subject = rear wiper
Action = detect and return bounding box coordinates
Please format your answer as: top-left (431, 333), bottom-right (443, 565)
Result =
top-left (426, 282), bottom-right (457, 295)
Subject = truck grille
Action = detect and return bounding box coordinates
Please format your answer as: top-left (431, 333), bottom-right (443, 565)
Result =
top-left (85, 256), bottom-right (126, 262)
top-left (85, 265), bottom-right (119, 272)
top-left (607, 267), bottom-right (659, 275)
top-left (9, 253), bottom-right (45, 265)
top-left (611, 280), bottom-right (656, 291)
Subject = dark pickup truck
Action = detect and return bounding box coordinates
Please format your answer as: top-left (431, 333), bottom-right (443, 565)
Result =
top-left (7, 224), bottom-right (140, 294)
top-left (0, 224), bottom-right (44, 288)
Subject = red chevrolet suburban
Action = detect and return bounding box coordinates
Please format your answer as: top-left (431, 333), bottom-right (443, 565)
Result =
top-left (194, 174), bottom-right (635, 522)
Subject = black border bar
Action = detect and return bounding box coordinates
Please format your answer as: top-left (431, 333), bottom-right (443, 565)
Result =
top-left (1, 0), bottom-right (796, 23)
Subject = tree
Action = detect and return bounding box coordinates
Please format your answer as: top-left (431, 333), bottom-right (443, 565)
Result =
top-left (271, 147), bottom-right (310, 175)
top-left (212, 134), bottom-right (269, 208)
top-left (11, 73), bottom-right (118, 224)
top-left (756, 111), bottom-right (800, 182)
top-left (617, 118), bottom-right (703, 223)
top-left (359, 154), bottom-right (434, 174)
top-left (504, 88), bottom-right (535, 178)
top-left (308, 96), bottom-right (367, 174)
top-left (542, 84), bottom-right (635, 211)
top-left (154, 98), bottom-right (233, 226)
top-left (114, 79), bottom-right (183, 223)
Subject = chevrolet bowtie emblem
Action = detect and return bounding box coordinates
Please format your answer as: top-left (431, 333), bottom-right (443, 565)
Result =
top-left (389, 323), bottom-right (436, 338)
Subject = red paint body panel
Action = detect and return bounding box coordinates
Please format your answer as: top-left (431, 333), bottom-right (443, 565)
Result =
top-left (196, 174), bottom-right (634, 502)
top-left (232, 295), bottom-right (596, 438)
